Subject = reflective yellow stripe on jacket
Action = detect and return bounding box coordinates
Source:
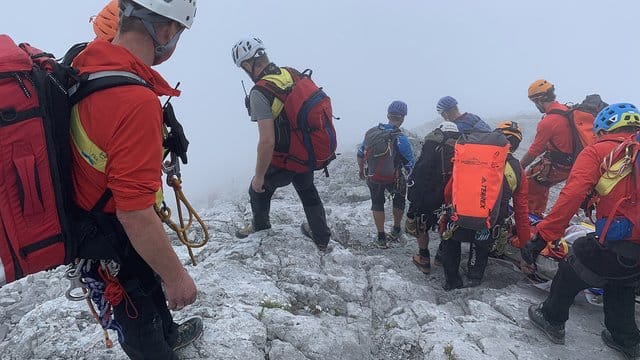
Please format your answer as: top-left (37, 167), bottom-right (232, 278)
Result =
top-left (70, 105), bottom-right (164, 207)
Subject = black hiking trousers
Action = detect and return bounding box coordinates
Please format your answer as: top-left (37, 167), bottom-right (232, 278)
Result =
top-left (249, 166), bottom-right (331, 245)
top-left (541, 235), bottom-right (640, 348)
top-left (114, 253), bottom-right (179, 360)
top-left (441, 227), bottom-right (495, 286)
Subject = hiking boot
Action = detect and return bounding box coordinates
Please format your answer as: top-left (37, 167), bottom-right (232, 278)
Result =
top-left (443, 278), bottom-right (463, 291)
top-left (388, 226), bottom-right (402, 242)
top-left (434, 252), bottom-right (443, 267)
top-left (172, 317), bottom-right (203, 352)
top-left (235, 224), bottom-right (255, 239)
top-left (528, 304), bottom-right (565, 345)
top-left (301, 223), bottom-right (329, 252)
top-left (374, 234), bottom-right (388, 249)
top-left (466, 278), bottom-right (482, 288)
top-left (412, 255), bottom-right (431, 274)
top-left (601, 329), bottom-right (640, 360)
top-left (405, 217), bottom-right (417, 237)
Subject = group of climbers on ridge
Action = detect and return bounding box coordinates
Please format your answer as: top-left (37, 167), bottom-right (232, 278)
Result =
top-left (366, 81), bottom-right (640, 359)
top-left (2, 1), bottom-right (639, 359)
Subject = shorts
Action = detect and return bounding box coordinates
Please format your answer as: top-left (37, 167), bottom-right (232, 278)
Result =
top-left (367, 176), bottom-right (406, 212)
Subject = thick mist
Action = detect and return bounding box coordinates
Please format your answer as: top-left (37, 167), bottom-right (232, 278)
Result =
top-left (3, 0), bottom-right (638, 206)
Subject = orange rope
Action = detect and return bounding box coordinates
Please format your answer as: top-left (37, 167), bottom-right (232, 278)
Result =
top-left (155, 175), bottom-right (209, 266)
top-left (83, 288), bottom-right (113, 348)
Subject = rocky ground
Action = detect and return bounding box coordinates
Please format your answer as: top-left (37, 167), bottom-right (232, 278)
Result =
top-left (0, 120), bottom-right (633, 359)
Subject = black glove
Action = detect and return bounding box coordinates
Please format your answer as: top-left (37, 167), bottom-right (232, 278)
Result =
top-left (521, 233), bottom-right (547, 265)
top-left (162, 102), bottom-right (189, 164)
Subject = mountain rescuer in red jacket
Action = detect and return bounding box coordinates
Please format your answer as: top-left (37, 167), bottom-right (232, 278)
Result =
top-left (521, 103), bottom-right (640, 359)
top-left (72, 1), bottom-right (201, 357)
top-left (521, 80), bottom-right (573, 216)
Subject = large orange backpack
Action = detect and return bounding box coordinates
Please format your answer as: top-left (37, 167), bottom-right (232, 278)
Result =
top-left (549, 94), bottom-right (608, 159)
top-left (450, 131), bottom-right (510, 230)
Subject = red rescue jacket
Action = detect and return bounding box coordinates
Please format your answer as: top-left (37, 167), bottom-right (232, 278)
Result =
top-left (72, 40), bottom-right (179, 212)
top-left (537, 132), bottom-right (640, 243)
top-left (524, 101), bottom-right (573, 161)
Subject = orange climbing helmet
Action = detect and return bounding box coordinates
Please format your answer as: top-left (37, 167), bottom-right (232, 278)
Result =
top-left (91, 0), bottom-right (119, 40)
top-left (496, 120), bottom-right (523, 142)
top-left (527, 79), bottom-right (555, 102)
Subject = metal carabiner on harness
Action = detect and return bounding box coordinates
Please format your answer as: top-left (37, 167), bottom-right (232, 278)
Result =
top-left (64, 259), bottom-right (89, 301)
top-left (162, 152), bottom-right (181, 186)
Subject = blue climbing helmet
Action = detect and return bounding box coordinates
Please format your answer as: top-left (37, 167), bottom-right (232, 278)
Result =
top-left (387, 100), bottom-right (408, 117)
top-left (436, 96), bottom-right (458, 115)
top-left (593, 102), bottom-right (640, 133)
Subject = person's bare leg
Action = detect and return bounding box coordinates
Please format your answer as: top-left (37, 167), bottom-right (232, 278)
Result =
top-left (373, 210), bottom-right (385, 233)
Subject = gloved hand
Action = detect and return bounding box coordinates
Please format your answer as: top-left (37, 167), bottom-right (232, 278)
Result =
top-left (520, 233), bottom-right (547, 265)
top-left (162, 102), bottom-right (189, 164)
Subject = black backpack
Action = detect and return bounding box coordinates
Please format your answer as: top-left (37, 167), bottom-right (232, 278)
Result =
top-left (408, 129), bottom-right (458, 213)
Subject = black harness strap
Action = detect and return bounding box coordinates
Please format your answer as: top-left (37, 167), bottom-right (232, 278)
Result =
top-left (91, 189), bottom-right (113, 213)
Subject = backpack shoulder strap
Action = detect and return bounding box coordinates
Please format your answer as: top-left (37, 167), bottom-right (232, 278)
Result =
top-left (547, 108), bottom-right (570, 117)
top-left (250, 83), bottom-right (278, 106)
top-left (283, 66), bottom-right (304, 80)
top-left (547, 107), bottom-right (584, 156)
top-left (504, 154), bottom-right (522, 192)
top-left (69, 71), bottom-right (148, 105)
top-left (60, 42), bottom-right (88, 66)
top-left (254, 67), bottom-right (295, 103)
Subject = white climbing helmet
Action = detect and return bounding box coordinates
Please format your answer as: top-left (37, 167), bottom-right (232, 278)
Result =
top-left (232, 37), bottom-right (266, 67)
top-left (437, 121), bottom-right (459, 133)
top-left (129, 0), bottom-right (197, 28)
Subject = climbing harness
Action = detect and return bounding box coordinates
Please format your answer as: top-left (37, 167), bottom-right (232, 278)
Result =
top-left (65, 259), bottom-right (132, 348)
top-left (62, 86), bottom-right (210, 348)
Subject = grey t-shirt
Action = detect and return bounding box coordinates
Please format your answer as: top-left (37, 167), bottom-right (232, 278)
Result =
top-left (249, 89), bottom-right (273, 122)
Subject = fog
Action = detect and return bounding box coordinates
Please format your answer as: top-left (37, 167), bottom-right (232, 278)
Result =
top-left (3, 0), bottom-right (638, 205)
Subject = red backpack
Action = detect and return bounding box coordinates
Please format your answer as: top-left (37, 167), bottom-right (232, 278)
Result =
top-left (549, 94), bottom-right (608, 159)
top-left (255, 67), bottom-right (337, 174)
top-left (0, 35), bottom-right (146, 286)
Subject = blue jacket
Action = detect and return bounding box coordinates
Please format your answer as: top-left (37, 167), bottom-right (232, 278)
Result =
top-left (358, 123), bottom-right (415, 173)
top-left (454, 112), bottom-right (491, 133)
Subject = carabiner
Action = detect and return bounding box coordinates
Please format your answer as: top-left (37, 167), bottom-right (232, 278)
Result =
top-left (64, 259), bottom-right (89, 301)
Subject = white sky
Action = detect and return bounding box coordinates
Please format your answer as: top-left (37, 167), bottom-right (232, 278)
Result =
top-left (3, 0), bottom-right (638, 203)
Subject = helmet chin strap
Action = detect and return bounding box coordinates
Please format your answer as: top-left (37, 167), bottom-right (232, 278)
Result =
top-left (140, 20), bottom-right (184, 58)
top-left (123, 3), bottom-right (184, 62)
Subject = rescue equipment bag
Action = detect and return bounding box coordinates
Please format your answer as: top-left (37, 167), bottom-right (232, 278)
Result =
top-left (255, 67), bottom-right (337, 174)
top-left (0, 35), bottom-right (146, 286)
top-left (362, 124), bottom-right (402, 184)
top-left (450, 131), bottom-right (510, 230)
